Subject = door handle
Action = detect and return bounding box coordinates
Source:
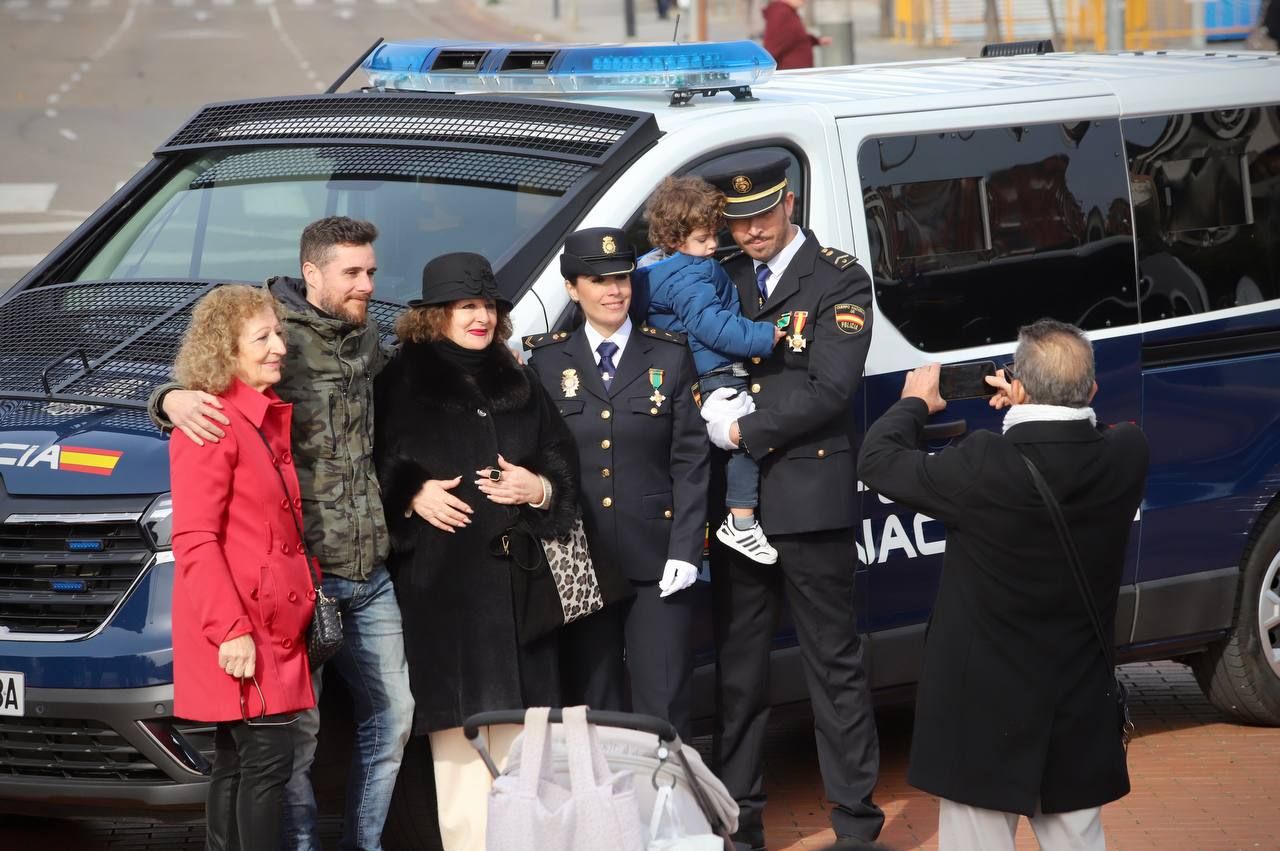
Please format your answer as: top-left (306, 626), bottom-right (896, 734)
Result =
top-left (922, 419), bottom-right (967, 441)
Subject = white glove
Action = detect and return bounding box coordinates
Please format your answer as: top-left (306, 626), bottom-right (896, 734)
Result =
top-left (658, 559), bottom-right (699, 598)
top-left (699, 386), bottom-right (755, 423)
top-left (706, 416), bottom-right (737, 451)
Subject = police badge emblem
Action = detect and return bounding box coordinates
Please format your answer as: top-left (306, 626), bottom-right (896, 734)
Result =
top-left (732, 175), bottom-right (752, 194)
top-left (561, 368), bottom-right (580, 398)
top-left (601, 235), bottom-right (617, 255)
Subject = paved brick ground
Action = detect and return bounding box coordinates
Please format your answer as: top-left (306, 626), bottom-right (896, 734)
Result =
top-left (762, 661), bottom-right (1280, 851)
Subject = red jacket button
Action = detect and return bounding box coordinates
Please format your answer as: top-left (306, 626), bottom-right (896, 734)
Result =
top-left (280, 498), bottom-right (290, 510)
top-left (297, 542), bottom-right (306, 555)
top-left (307, 589), bottom-right (316, 601)
top-left (288, 591), bottom-right (298, 602)
top-left (281, 451), bottom-right (292, 464)
top-left (250, 588), bottom-right (259, 600)
top-left (282, 638), bottom-right (292, 649)
top-left (281, 543), bottom-right (292, 555)
top-left (293, 498), bottom-right (302, 510)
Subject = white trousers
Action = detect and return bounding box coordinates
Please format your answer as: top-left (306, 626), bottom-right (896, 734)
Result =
top-left (428, 724), bottom-right (522, 851)
top-left (938, 797), bottom-right (1106, 851)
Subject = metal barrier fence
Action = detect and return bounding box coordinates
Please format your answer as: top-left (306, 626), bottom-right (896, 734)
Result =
top-left (891, 0), bottom-right (1262, 47)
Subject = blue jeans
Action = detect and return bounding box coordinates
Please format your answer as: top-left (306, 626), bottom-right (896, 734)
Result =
top-left (702, 370), bottom-right (760, 511)
top-left (281, 565), bottom-right (414, 851)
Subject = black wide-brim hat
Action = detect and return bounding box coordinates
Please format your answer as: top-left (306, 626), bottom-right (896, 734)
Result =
top-left (560, 227), bottom-right (636, 278)
top-left (410, 251), bottom-right (512, 309)
top-left (704, 152), bottom-right (791, 219)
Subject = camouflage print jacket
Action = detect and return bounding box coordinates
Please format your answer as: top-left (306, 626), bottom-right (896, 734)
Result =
top-left (150, 276), bottom-right (390, 581)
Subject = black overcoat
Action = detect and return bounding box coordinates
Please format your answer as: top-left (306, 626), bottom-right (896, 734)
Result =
top-left (374, 341), bottom-right (579, 735)
top-left (723, 231), bottom-right (874, 536)
top-left (859, 399), bottom-right (1148, 815)
top-left (525, 325), bottom-right (709, 582)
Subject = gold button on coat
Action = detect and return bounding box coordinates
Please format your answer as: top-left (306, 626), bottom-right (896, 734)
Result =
top-left (817, 449), bottom-right (826, 457)
top-left (601, 468), bottom-right (611, 478)
top-left (751, 383), bottom-right (761, 393)
top-left (650, 407), bottom-right (659, 415)
top-left (751, 356), bottom-right (762, 364)
top-left (663, 509), bottom-right (673, 519)
top-left (601, 439), bottom-right (611, 450)
top-left (602, 497), bottom-right (613, 508)
top-left (601, 410), bottom-right (611, 420)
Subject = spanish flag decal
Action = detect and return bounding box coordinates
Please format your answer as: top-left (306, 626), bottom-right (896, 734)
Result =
top-left (834, 304), bottom-right (866, 335)
top-left (59, 446), bottom-right (123, 476)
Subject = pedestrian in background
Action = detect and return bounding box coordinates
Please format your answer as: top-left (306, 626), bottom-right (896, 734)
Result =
top-left (698, 152), bottom-right (883, 850)
top-left (858, 320), bottom-right (1148, 851)
top-left (375, 252), bottom-right (581, 851)
top-left (762, 0), bottom-right (832, 70)
top-left (152, 218), bottom-right (414, 851)
top-left (169, 285), bottom-right (314, 851)
top-left (527, 226), bottom-right (709, 742)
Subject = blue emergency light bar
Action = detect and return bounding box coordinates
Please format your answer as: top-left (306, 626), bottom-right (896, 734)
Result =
top-left (361, 40), bottom-right (776, 96)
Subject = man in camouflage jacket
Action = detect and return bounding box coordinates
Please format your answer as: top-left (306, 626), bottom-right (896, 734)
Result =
top-left (150, 217), bottom-right (413, 851)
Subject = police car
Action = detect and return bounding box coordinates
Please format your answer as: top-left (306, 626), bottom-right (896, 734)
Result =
top-left (1, 37), bottom-right (1279, 836)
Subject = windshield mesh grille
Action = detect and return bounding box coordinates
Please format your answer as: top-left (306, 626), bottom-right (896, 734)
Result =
top-left (160, 94), bottom-right (649, 162)
top-left (0, 281), bottom-right (401, 409)
top-left (188, 145), bottom-right (590, 194)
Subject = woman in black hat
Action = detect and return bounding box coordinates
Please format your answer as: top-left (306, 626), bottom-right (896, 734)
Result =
top-left (373, 252), bottom-right (581, 851)
top-left (525, 227), bottom-right (710, 742)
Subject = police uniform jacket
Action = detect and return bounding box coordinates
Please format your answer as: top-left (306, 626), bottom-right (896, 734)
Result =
top-left (859, 399), bottom-right (1148, 815)
top-left (724, 230), bottom-right (873, 536)
top-left (527, 325), bottom-right (709, 582)
top-left (170, 378), bottom-right (317, 723)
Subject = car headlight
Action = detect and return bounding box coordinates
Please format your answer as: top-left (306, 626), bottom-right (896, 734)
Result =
top-left (141, 492), bottom-right (173, 551)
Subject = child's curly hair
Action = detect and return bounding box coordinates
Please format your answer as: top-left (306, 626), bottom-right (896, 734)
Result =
top-left (645, 176), bottom-right (725, 251)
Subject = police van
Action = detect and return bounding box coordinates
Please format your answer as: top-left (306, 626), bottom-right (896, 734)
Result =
top-left (1, 38), bottom-right (1278, 837)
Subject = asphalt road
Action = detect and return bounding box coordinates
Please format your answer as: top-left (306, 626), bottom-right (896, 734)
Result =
top-left (0, 0), bottom-right (535, 293)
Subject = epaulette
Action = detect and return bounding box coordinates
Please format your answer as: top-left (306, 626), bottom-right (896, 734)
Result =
top-left (522, 331), bottom-right (571, 351)
top-left (640, 325), bottom-right (688, 345)
top-left (818, 245), bottom-right (858, 270)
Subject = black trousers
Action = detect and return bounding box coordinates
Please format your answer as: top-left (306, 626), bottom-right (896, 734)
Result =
top-left (712, 528), bottom-right (884, 843)
top-left (206, 716), bottom-right (296, 851)
top-left (560, 580), bottom-right (696, 742)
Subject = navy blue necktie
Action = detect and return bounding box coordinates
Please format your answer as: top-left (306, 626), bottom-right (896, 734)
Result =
top-left (597, 341), bottom-right (619, 390)
top-left (755, 264), bottom-right (772, 303)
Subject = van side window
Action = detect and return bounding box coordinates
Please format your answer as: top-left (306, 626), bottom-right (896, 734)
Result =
top-left (859, 121), bottom-right (1138, 352)
top-left (622, 146), bottom-right (805, 260)
top-left (1123, 107), bottom-right (1280, 319)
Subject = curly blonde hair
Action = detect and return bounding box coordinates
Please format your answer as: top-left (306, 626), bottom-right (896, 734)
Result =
top-left (173, 285), bottom-right (285, 394)
top-left (394, 302), bottom-right (513, 346)
top-left (645, 175), bottom-right (726, 251)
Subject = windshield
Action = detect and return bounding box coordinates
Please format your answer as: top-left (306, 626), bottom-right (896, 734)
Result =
top-left (75, 145), bottom-right (576, 304)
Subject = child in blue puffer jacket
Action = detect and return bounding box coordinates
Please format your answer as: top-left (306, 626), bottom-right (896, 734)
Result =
top-left (634, 176), bottom-right (785, 565)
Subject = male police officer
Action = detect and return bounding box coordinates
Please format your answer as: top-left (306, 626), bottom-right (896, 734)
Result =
top-left (699, 153), bottom-right (883, 849)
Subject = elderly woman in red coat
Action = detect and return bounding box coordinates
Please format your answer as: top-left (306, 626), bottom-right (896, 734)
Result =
top-left (169, 284), bottom-right (317, 851)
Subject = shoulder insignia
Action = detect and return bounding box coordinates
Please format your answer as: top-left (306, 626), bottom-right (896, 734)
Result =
top-left (818, 246), bottom-right (858, 270)
top-left (523, 331), bottom-right (570, 351)
top-left (833, 303), bottom-right (867, 335)
top-left (641, 326), bottom-right (688, 345)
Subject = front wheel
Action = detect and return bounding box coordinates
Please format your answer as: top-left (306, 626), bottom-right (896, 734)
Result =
top-left (1193, 510), bottom-right (1280, 725)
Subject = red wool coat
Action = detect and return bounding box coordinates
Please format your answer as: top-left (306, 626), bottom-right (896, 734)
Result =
top-left (170, 378), bottom-right (317, 722)
top-left (763, 0), bottom-right (819, 70)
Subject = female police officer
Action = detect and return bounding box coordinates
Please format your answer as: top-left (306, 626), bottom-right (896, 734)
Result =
top-left (525, 227), bottom-right (710, 740)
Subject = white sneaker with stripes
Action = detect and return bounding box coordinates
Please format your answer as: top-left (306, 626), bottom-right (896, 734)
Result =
top-left (715, 516), bottom-right (778, 565)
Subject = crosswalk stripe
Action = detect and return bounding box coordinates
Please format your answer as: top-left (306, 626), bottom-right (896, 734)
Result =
top-left (0, 222), bottom-right (83, 236)
top-left (0, 184), bottom-right (57, 214)
top-left (0, 255), bottom-right (45, 271)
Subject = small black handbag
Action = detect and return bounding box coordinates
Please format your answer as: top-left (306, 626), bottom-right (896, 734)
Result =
top-left (255, 428), bottom-right (344, 669)
top-left (1022, 455), bottom-right (1134, 751)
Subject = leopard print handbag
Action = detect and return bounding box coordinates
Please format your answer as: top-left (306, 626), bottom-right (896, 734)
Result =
top-left (541, 517), bottom-right (605, 626)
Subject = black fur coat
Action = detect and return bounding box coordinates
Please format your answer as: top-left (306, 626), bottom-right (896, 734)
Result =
top-left (374, 340), bottom-right (579, 734)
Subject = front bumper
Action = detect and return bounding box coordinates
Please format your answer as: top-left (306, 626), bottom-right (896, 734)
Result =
top-left (0, 683), bottom-right (212, 817)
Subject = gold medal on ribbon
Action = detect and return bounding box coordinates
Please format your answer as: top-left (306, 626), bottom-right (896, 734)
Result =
top-left (561, 368), bottom-right (580, 398)
top-left (648, 367), bottom-right (666, 407)
top-left (788, 311), bottom-right (809, 352)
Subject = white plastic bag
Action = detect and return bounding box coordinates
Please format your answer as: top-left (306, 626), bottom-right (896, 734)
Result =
top-left (647, 782), bottom-right (726, 851)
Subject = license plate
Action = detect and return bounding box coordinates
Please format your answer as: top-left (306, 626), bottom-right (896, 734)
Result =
top-left (0, 671), bottom-right (24, 717)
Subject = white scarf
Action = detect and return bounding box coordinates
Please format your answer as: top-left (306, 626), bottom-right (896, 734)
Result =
top-left (1002, 403), bottom-right (1096, 434)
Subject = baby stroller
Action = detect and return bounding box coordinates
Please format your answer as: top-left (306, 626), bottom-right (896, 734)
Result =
top-left (465, 706), bottom-right (739, 850)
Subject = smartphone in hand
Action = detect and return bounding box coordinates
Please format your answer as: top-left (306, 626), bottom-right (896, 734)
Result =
top-left (939, 361), bottom-right (997, 401)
